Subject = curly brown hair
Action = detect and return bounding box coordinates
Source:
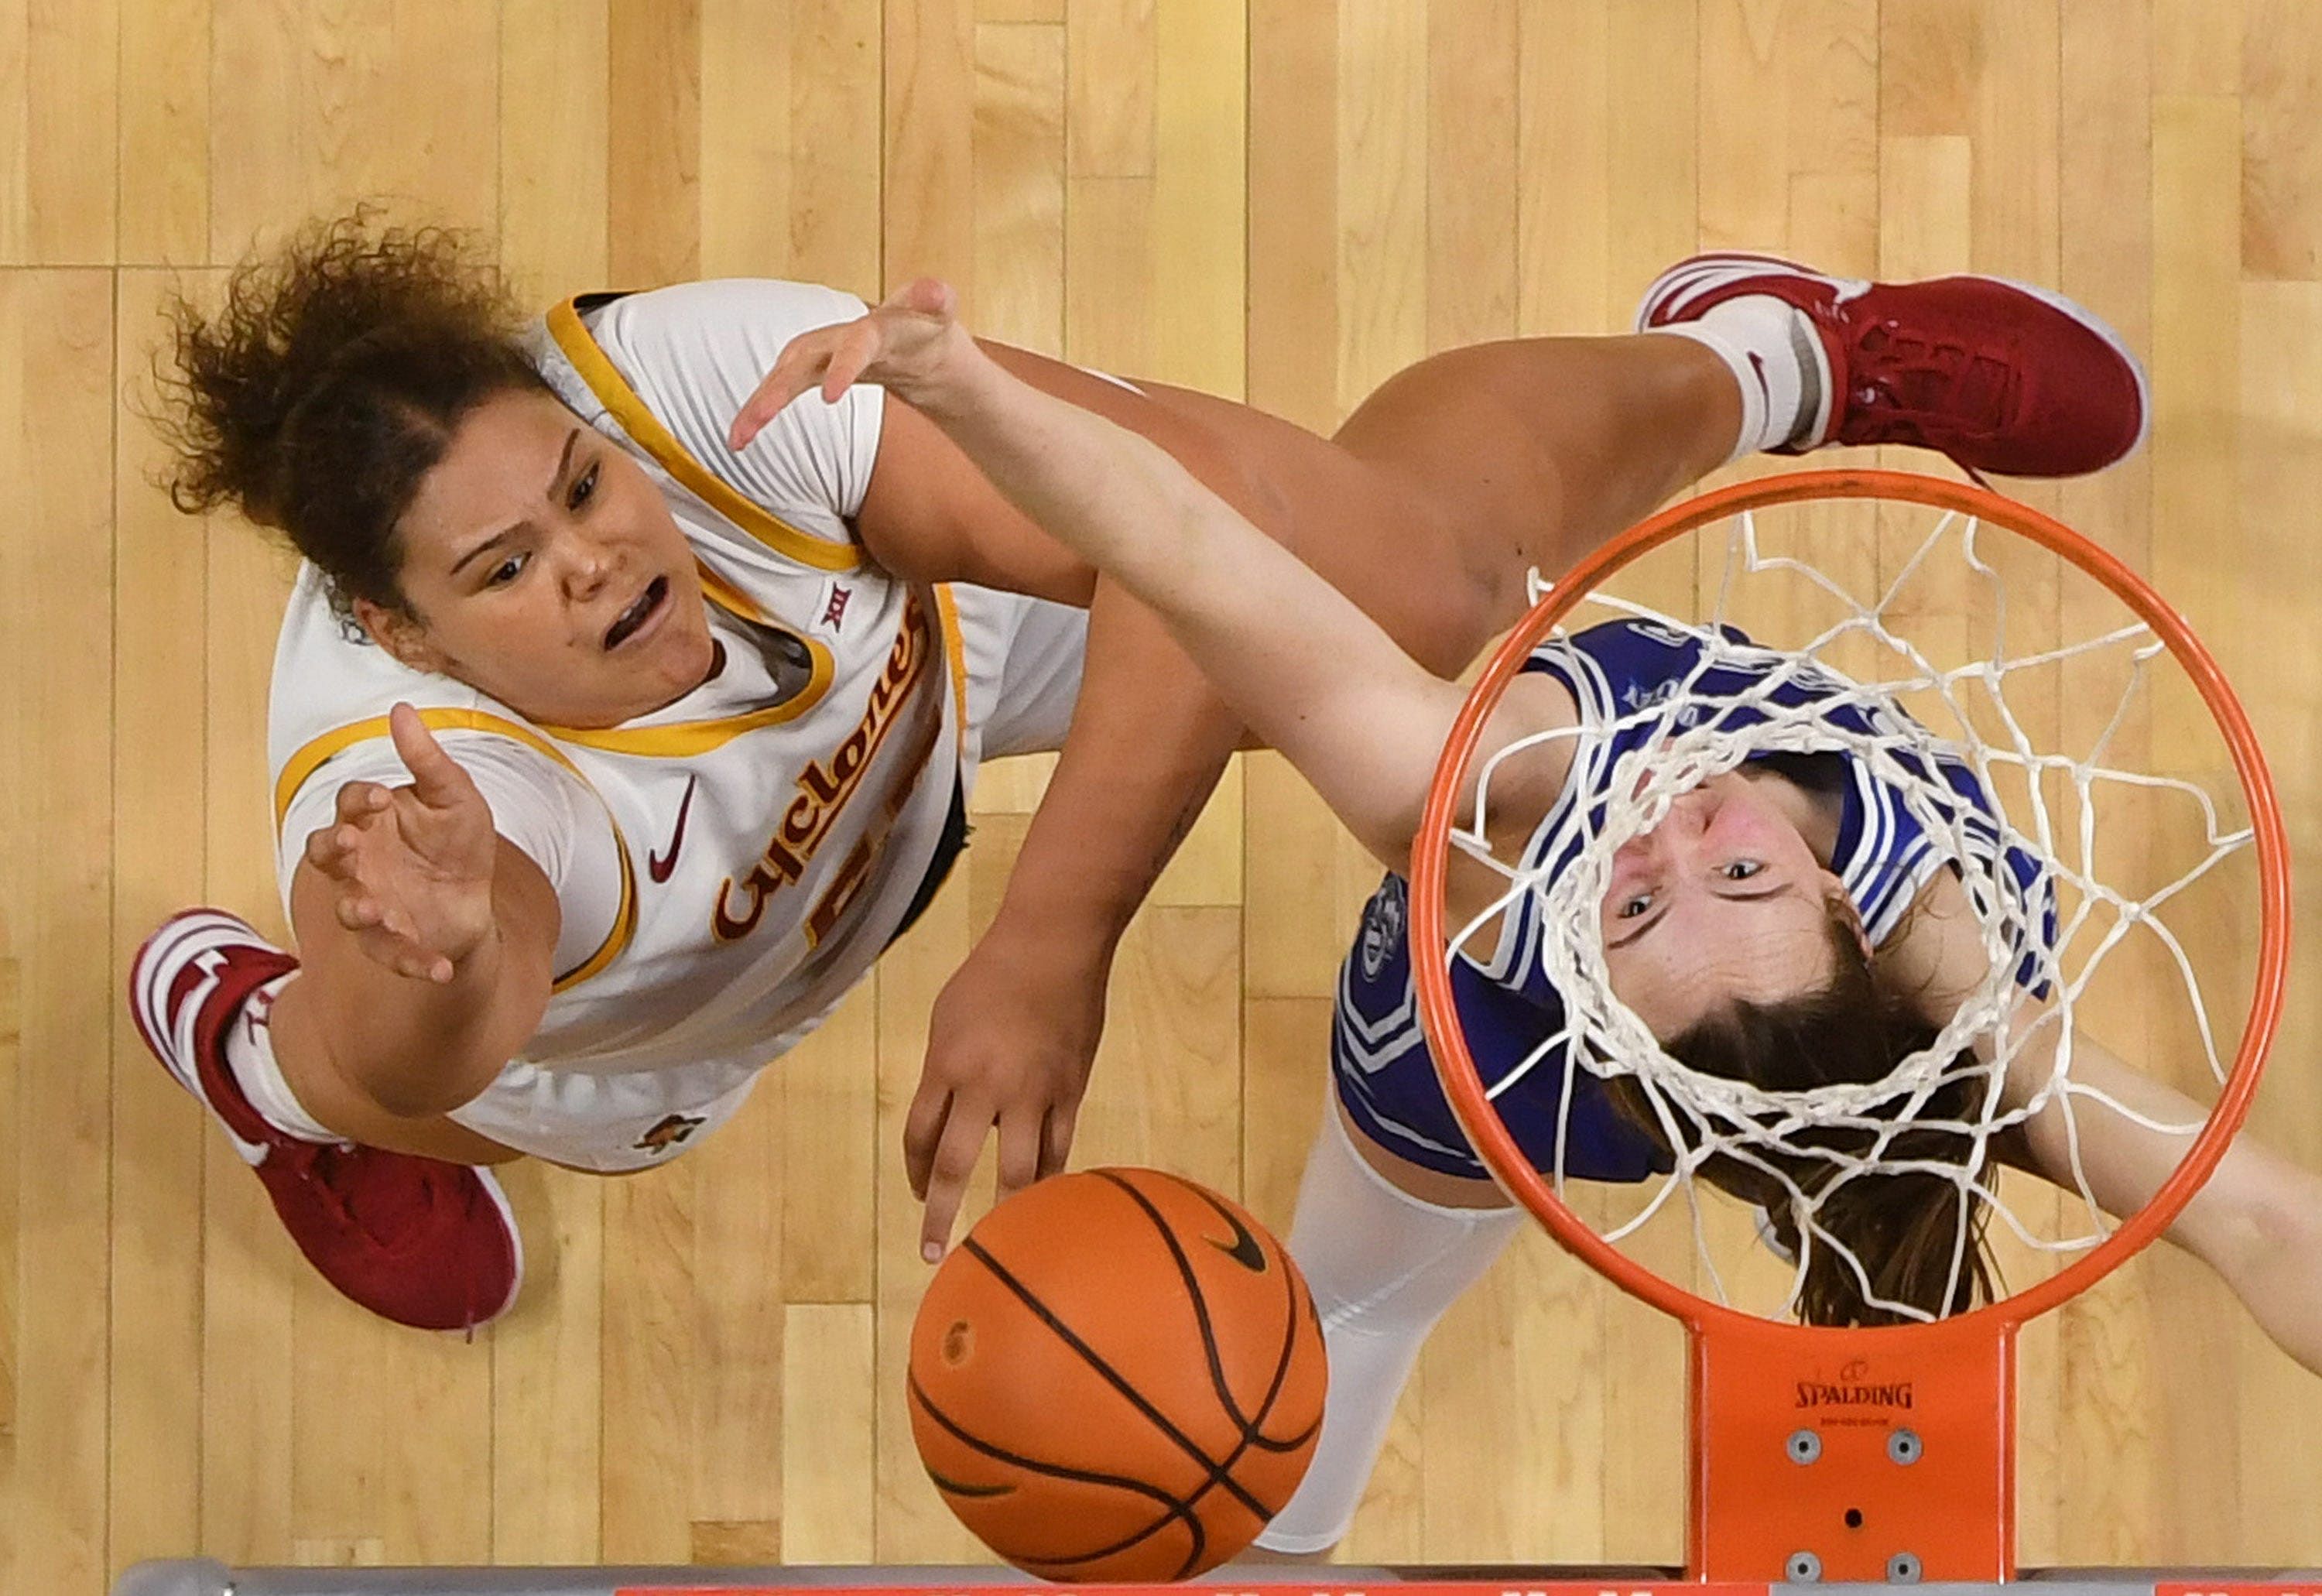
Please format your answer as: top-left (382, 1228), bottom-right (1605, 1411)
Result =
top-left (152, 210), bottom-right (551, 623)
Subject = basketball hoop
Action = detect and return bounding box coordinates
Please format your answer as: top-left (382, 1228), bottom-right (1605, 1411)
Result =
top-left (1406, 470), bottom-right (2289, 1581)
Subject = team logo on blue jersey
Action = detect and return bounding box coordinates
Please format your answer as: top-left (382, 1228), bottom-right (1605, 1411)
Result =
top-left (1359, 876), bottom-right (1406, 979)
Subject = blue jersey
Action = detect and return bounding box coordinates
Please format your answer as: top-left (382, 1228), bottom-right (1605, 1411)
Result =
top-left (1334, 618), bottom-right (2055, 1183)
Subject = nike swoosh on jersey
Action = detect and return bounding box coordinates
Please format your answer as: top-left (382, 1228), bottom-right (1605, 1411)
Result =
top-left (648, 774), bottom-right (700, 883)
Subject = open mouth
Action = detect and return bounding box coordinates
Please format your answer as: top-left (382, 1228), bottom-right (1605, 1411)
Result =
top-left (604, 575), bottom-right (669, 651)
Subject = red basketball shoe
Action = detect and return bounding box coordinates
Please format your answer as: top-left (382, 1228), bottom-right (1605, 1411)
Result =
top-left (1636, 252), bottom-right (2149, 478)
top-left (129, 909), bottom-right (523, 1334)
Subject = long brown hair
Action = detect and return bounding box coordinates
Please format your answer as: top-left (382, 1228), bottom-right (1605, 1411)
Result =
top-left (151, 209), bottom-right (549, 623)
top-left (1609, 903), bottom-right (1998, 1327)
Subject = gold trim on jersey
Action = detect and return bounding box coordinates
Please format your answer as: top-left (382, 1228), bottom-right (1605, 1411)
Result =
top-left (694, 560), bottom-right (765, 622)
top-left (536, 629), bottom-right (837, 757)
top-left (931, 583), bottom-right (970, 760)
top-left (546, 298), bottom-right (863, 575)
top-left (272, 708), bottom-right (639, 994)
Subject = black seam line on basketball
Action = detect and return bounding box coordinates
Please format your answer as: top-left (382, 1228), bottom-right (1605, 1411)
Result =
top-left (909, 1372), bottom-right (1209, 1575)
top-left (1179, 1173), bottom-right (1317, 1456)
top-left (1115, 1170), bottom-right (1323, 1468)
top-left (920, 1467), bottom-right (1012, 1498)
top-left (953, 1179), bottom-right (1319, 1567)
top-left (1095, 1170), bottom-right (1313, 1457)
top-left (957, 1235), bottom-right (1276, 1525)
top-left (1013, 1502), bottom-right (1212, 1587)
top-left (1089, 1171), bottom-right (1317, 1526)
top-left (1093, 1171), bottom-right (1265, 1435)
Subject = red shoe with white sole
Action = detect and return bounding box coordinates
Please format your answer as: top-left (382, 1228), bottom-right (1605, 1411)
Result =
top-left (1637, 251), bottom-right (2149, 478)
top-left (129, 909), bottom-right (523, 1334)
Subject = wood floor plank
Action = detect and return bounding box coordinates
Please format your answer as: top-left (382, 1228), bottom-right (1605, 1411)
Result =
top-left (107, 269), bottom-right (214, 1575)
top-left (0, 265), bottom-right (115, 1595)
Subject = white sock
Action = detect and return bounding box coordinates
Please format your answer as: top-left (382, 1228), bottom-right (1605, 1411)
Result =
top-left (222, 974), bottom-right (343, 1145)
top-left (1649, 293), bottom-right (1829, 463)
top-left (1251, 1105), bottom-right (1526, 1554)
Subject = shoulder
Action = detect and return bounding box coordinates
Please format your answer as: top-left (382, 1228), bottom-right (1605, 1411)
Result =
top-left (1872, 865), bottom-right (1990, 1025)
top-left (530, 279), bottom-right (889, 537)
top-left (1524, 618), bottom-right (1716, 717)
top-left (578, 279), bottom-right (873, 366)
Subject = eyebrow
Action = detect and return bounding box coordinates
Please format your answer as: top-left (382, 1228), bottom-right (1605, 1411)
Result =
top-left (448, 428), bottom-right (582, 577)
top-left (1606, 881), bottom-right (1796, 951)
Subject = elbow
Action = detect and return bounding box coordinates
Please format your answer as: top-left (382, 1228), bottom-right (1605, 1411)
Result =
top-left (349, 1049), bottom-right (511, 1121)
top-left (2193, 1176), bottom-right (2322, 1295)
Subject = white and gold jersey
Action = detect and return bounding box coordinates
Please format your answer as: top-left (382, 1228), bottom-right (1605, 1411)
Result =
top-left (266, 279), bottom-right (1088, 1169)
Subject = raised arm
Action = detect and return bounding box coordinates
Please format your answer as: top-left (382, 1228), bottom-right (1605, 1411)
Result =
top-left (735, 279), bottom-right (1472, 871)
top-left (734, 281), bottom-right (1577, 1256)
top-left (269, 704), bottom-right (558, 1134)
top-left (2008, 1026), bottom-right (2322, 1378)
top-left (1886, 870), bottom-right (2322, 1378)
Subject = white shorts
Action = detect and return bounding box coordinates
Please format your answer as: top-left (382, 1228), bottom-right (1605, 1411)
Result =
top-left (438, 583), bottom-right (1090, 1173)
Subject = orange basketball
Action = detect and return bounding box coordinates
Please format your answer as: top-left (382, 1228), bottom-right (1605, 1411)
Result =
top-left (907, 1167), bottom-right (1327, 1581)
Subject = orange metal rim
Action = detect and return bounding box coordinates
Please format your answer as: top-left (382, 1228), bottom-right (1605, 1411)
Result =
top-left (1406, 467), bottom-right (2293, 1338)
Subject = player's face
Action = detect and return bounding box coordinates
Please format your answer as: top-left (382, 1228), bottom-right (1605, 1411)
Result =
top-left (364, 389), bottom-right (717, 728)
top-left (1601, 771), bottom-right (1850, 1039)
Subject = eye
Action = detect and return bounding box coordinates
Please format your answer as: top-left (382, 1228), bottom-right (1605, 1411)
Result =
top-left (568, 460), bottom-right (600, 510)
top-left (1721, 859), bottom-right (1764, 882)
top-left (1618, 891), bottom-right (1655, 920)
top-left (488, 551), bottom-right (529, 587)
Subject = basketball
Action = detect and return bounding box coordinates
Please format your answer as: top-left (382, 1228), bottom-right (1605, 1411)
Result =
top-left (906, 1167), bottom-right (1327, 1581)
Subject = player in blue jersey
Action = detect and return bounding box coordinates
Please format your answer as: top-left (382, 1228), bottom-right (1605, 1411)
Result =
top-left (742, 273), bottom-right (2322, 1556)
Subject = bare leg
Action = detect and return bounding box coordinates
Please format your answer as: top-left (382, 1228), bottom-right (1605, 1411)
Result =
top-left (266, 977), bottom-right (526, 1164)
top-left (1329, 333), bottom-right (1742, 645)
top-left (1112, 332), bottom-right (1742, 676)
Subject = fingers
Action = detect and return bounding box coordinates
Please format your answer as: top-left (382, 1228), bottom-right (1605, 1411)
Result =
top-left (330, 895), bottom-right (457, 983)
top-left (728, 282), bottom-right (964, 450)
top-left (304, 786), bottom-right (389, 875)
top-left (1039, 1098), bottom-right (1079, 1182)
top-left (820, 320), bottom-right (882, 403)
top-left (334, 780), bottom-right (390, 825)
top-left (902, 1079), bottom-right (952, 1204)
top-left (387, 704), bottom-right (481, 811)
top-left (728, 332), bottom-right (837, 452)
top-left (992, 1109), bottom-right (1044, 1207)
top-left (917, 1098), bottom-right (995, 1265)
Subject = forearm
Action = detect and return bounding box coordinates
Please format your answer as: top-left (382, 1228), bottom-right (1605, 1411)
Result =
top-left (286, 855), bottom-right (555, 1118)
top-left (906, 351), bottom-right (1457, 865)
top-left (908, 354), bottom-right (1252, 611)
top-left (991, 579), bottom-right (1238, 951)
top-left (2019, 1029), bottom-right (2322, 1376)
top-left (2195, 1153), bottom-right (2322, 1377)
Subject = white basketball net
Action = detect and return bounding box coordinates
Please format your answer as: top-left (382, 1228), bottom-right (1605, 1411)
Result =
top-left (1444, 498), bottom-right (2259, 1324)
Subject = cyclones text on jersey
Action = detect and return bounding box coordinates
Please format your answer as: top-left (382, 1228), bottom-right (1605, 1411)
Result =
top-left (712, 593), bottom-right (936, 944)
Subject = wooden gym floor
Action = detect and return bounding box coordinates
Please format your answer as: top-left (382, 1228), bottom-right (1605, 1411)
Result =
top-left (1, 2), bottom-right (2317, 1591)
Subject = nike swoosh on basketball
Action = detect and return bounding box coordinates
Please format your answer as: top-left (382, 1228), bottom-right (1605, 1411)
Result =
top-left (648, 775), bottom-right (700, 883)
top-left (1196, 1192), bottom-right (1269, 1272)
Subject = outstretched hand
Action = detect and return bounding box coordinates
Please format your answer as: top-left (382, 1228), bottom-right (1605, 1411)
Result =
top-left (728, 276), bottom-right (976, 453)
top-left (904, 925), bottom-right (1111, 1262)
top-left (300, 703), bottom-right (499, 983)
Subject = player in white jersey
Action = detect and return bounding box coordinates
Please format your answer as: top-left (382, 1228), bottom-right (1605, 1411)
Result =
top-left (753, 273), bottom-right (2322, 1553)
top-left (257, 281), bottom-right (1086, 1162)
